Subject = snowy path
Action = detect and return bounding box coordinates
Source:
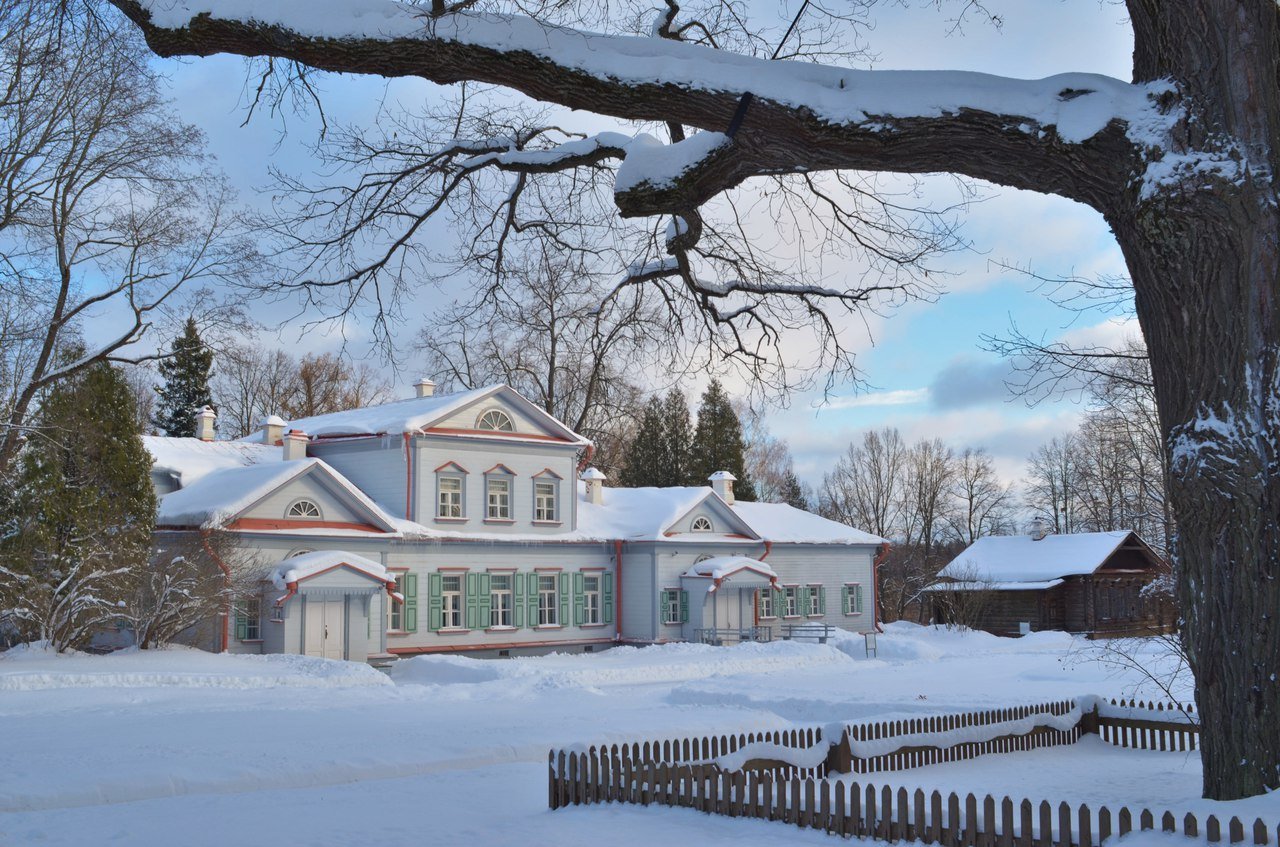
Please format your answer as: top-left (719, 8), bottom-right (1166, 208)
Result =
top-left (1, 625), bottom-right (1268, 846)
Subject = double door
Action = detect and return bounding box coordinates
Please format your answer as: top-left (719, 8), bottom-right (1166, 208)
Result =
top-left (304, 599), bottom-right (345, 660)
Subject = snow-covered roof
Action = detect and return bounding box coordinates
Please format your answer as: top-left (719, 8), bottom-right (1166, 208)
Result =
top-left (926, 579), bottom-right (1065, 592)
top-left (143, 436), bottom-right (280, 485)
top-left (731, 501), bottom-right (886, 545)
top-left (937, 531), bottom-right (1141, 583)
top-left (684, 556), bottom-right (778, 583)
top-left (270, 550), bottom-right (392, 590)
top-left (155, 457), bottom-right (399, 532)
top-left (240, 384), bottom-right (589, 444)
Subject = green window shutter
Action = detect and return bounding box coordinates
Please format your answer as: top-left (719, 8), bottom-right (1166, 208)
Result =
top-left (602, 574), bottom-right (614, 624)
top-left (478, 573), bottom-right (492, 627)
top-left (756, 590), bottom-right (765, 618)
top-left (841, 586), bottom-right (850, 615)
top-left (402, 573), bottom-right (419, 633)
top-left (818, 586), bottom-right (827, 615)
top-left (513, 572), bottom-right (526, 628)
top-left (559, 572), bottom-right (571, 625)
top-left (465, 572), bottom-right (480, 630)
top-left (855, 584), bottom-right (864, 614)
top-left (528, 574), bottom-right (540, 625)
top-left (679, 590), bottom-right (689, 624)
top-left (773, 585), bottom-right (785, 609)
top-left (799, 587), bottom-right (810, 616)
top-left (426, 572), bottom-right (441, 632)
top-left (573, 572), bottom-right (585, 626)
top-left (234, 605), bottom-right (248, 641)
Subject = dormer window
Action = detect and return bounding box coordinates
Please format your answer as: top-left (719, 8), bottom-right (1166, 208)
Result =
top-left (286, 499), bottom-right (322, 520)
top-left (476, 409), bottom-right (515, 432)
top-left (691, 516), bottom-right (714, 532)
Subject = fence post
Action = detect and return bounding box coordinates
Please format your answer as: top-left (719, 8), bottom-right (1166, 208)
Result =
top-left (1098, 807), bottom-right (1112, 844)
top-left (1058, 802), bottom-right (1072, 847)
top-left (1019, 799), bottom-right (1034, 847)
top-left (1038, 800), bottom-right (1053, 847)
top-left (548, 750), bottom-right (558, 810)
top-left (1078, 804), bottom-right (1092, 847)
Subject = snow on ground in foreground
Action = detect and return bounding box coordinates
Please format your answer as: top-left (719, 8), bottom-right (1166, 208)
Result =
top-left (0, 623), bottom-right (1273, 846)
top-left (0, 643), bottom-right (391, 690)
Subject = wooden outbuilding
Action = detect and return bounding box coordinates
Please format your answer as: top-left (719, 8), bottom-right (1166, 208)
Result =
top-left (925, 528), bottom-right (1172, 637)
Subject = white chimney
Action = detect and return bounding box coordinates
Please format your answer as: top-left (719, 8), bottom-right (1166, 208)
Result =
top-left (195, 406), bottom-right (216, 442)
top-left (581, 467), bottom-right (606, 506)
top-left (282, 429), bottom-right (309, 461)
top-left (414, 378), bottom-right (436, 398)
top-left (708, 470), bottom-right (736, 506)
top-left (260, 414), bottom-right (286, 445)
top-left (1030, 516), bottom-right (1050, 541)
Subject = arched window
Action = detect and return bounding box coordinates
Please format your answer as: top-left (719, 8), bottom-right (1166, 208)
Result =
top-left (285, 499), bottom-right (323, 520)
top-left (476, 409), bottom-right (515, 432)
top-left (694, 554), bottom-right (714, 564)
top-left (691, 516), bottom-right (714, 532)
top-left (287, 548), bottom-right (314, 559)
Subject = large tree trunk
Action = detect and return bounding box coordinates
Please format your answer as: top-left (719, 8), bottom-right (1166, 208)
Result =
top-left (1116, 0), bottom-right (1280, 801)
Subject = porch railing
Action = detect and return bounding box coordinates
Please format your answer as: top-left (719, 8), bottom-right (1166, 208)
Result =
top-left (695, 626), bottom-right (773, 645)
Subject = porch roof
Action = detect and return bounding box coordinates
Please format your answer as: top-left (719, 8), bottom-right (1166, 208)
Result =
top-left (683, 556), bottom-right (778, 584)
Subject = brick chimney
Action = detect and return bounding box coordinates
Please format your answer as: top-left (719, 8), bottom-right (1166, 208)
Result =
top-left (581, 467), bottom-right (606, 506)
top-left (260, 414), bottom-right (286, 445)
top-left (414, 378), bottom-right (436, 398)
top-left (708, 470), bottom-right (736, 505)
top-left (195, 406), bottom-right (216, 442)
top-left (282, 429), bottom-right (309, 461)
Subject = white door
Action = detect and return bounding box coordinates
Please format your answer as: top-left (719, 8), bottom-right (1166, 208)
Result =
top-left (303, 599), bottom-right (346, 659)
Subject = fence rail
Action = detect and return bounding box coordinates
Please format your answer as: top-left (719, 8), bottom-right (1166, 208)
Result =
top-left (548, 754), bottom-right (1277, 847)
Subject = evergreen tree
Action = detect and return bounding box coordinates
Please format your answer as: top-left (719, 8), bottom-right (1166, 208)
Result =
top-left (152, 318), bottom-right (214, 437)
top-left (780, 468), bottom-right (809, 510)
top-left (689, 379), bottom-right (756, 501)
top-left (620, 390), bottom-right (694, 487)
top-left (0, 363), bottom-right (157, 651)
top-left (658, 389), bottom-right (693, 487)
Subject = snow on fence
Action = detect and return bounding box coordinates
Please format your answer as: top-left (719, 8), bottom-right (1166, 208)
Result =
top-left (547, 756), bottom-right (1279, 847)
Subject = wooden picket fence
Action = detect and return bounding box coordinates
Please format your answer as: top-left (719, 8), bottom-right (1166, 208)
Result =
top-left (547, 757), bottom-right (1278, 846)
top-left (1096, 697), bottom-right (1199, 752)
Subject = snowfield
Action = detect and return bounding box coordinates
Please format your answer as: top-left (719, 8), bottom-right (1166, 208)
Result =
top-left (0, 624), bottom-right (1274, 846)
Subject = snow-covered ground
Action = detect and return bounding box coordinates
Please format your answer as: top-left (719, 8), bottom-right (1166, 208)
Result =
top-left (0, 624), bottom-right (1273, 846)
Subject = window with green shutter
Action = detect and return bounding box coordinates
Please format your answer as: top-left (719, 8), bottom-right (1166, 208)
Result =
top-left (513, 572), bottom-right (526, 628)
top-left (602, 573), bottom-right (614, 624)
top-left (662, 589), bottom-right (681, 625)
top-left (403, 573), bottom-right (419, 633)
top-left (234, 604), bottom-right (248, 641)
top-left (679, 589), bottom-right (689, 624)
top-left (464, 572), bottom-right (491, 629)
top-left (558, 572), bottom-right (571, 625)
top-left (806, 585), bottom-right (825, 618)
top-left (843, 583), bottom-right (864, 615)
top-left (426, 572), bottom-right (442, 632)
top-left (573, 572), bottom-right (585, 626)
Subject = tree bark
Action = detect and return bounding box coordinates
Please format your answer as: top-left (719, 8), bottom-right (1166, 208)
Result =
top-left (106, 0), bottom-right (1280, 798)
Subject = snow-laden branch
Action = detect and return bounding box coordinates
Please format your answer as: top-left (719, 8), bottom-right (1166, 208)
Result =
top-left (114, 0), bottom-right (1176, 215)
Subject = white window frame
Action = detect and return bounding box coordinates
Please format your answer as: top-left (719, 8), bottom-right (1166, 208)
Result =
top-left (783, 585), bottom-right (800, 618)
top-left (486, 476), bottom-right (512, 520)
top-left (662, 588), bottom-right (682, 626)
top-left (476, 409), bottom-right (515, 432)
top-left (490, 573), bottom-right (513, 628)
top-left (441, 574), bottom-right (464, 629)
top-left (533, 479), bottom-right (559, 522)
top-left (582, 574), bottom-right (601, 625)
top-left (437, 474), bottom-right (465, 519)
top-left (285, 499), bottom-right (323, 520)
top-left (691, 516), bottom-right (714, 532)
top-left (389, 573), bottom-right (406, 631)
top-left (759, 589), bottom-right (775, 620)
top-left (243, 597), bottom-right (261, 640)
top-left (537, 574), bottom-right (558, 626)
top-left (844, 582), bottom-right (864, 616)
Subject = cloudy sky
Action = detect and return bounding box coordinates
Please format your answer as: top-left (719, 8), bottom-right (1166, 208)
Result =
top-left (141, 0), bottom-right (1142, 488)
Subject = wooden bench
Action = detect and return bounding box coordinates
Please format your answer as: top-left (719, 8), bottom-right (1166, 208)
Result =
top-left (780, 623), bottom-right (836, 643)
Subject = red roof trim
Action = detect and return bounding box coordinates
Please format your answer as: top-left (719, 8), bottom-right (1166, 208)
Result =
top-left (228, 518), bottom-right (389, 534)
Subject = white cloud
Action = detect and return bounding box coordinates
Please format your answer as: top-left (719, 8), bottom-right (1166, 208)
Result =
top-left (823, 388), bottom-right (929, 410)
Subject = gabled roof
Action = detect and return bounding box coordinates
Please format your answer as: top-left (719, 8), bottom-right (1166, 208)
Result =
top-left (937, 530), bottom-right (1156, 583)
top-left (143, 436), bottom-right (280, 485)
top-left (243, 384), bottom-right (590, 445)
top-left (270, 550), bottom-right (393, 590)
top-left (154, 457), bottom-right (399, 533)
top-left (684, 556), bottom-right (778, 583)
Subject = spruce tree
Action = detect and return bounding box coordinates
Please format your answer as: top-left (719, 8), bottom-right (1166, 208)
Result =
top-left (658, 389), bottom-right (693, 487)
top-left (0, 363), bottom-right (157, 650)
top-left (152, 317), bottom-right (214, 437)
top-left (619, 395), bottom-right (666, 487)
top-left (780, 468), bottom-right (809, 510)
top-left (689, 379), bottom-right (757, 501)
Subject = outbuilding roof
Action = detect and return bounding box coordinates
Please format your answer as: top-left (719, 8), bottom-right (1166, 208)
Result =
top-left (270, 550), bottom-right (393, 590)
top-left (937, 530), bottom-right (1155, 584)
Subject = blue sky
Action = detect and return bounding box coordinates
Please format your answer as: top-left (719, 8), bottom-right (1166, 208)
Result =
top-left (136, 0), bottom-right (1141, 488)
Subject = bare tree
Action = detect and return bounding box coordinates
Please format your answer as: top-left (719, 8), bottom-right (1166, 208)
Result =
top-left (279, 353), bottom-right (393, 420)
top-left (113, 0), bottom-right (1280, 799)
top-left (1024, 435), bottom-right (1084, 535)
top-left (948, 447), bottom-right (1015, 544)
top-left (0, 0), bottom-right (256, 477)
top-left (211, 344), bottom-right (297, 438)
top-left (819, 427), bottom-right (906, 540)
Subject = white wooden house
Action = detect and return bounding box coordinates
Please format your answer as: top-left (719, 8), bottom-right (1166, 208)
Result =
top-left (145, 382), bottom-right (884, 662)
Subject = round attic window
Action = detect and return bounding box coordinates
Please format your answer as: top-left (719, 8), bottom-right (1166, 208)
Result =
top-left (285, 499), bottom-right (322, 520)
top-left (691, 516), bottom-right (714, 532)
top-left (476, 409), bottom-right (515, 432)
